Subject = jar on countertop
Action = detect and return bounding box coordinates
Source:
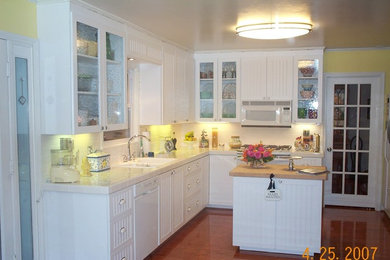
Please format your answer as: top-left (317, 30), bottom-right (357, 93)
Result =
top-left (229, 136), bottom-right (242, 150)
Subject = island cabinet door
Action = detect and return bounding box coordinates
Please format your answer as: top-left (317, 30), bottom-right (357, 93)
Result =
top-left (274, 179), bottom-right (322, 254)
top-left (232, 177), bottom-right (277, 250)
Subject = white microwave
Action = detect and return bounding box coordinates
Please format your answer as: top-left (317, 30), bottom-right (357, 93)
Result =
top-left (241, 100), bottom-right (292, 127)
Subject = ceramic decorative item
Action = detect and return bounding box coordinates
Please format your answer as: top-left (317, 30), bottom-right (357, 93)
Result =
top-left (87, 152), bottom-right (111, 172)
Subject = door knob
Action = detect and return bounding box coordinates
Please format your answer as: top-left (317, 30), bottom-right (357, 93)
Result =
top-left (327, 147), bottom-right (333, 152)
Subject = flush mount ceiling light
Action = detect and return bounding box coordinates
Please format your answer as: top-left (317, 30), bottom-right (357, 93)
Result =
top-left (236, 22), bottom-right (312, 40)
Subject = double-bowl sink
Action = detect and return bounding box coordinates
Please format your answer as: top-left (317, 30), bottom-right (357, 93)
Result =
top-left (120, 157), bottom-right (176, 168)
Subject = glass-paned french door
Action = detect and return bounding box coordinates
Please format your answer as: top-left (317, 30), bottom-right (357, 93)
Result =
top-left (324, 74), bottom-right (384, 208)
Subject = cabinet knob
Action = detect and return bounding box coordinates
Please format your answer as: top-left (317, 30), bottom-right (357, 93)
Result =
top-left (196, 200), bottom-right (200, 206)
top-left (187, 207), bottom-right (191, 212)
top-left (327, 147), bottom-right (333, 152)
top-left (196, 179), bottom-right (200, 184)
top-left (101, 126), bottom-right (104, 130)
top-left (187, 166), bottom-right (191, 171)
top-left (119, 199), bottom-right (126, 205)
top-left (120, 227), bottom-right (127, 233)
top-left (187, 184), bottom-right (191, 190)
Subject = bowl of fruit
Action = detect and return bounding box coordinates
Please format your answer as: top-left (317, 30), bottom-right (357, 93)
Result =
top-left (183, 131), bottom-right (197, 149)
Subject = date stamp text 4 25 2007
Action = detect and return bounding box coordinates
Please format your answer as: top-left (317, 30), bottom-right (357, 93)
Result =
top-left (302, 246), bottom-right (378, 260)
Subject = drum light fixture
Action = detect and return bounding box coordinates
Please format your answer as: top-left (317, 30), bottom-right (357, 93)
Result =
top-left (236, 22), bottom-right (312, 40)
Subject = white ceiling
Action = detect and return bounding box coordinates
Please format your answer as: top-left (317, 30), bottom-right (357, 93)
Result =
top-left (83, 0), bottom-right (390, 51)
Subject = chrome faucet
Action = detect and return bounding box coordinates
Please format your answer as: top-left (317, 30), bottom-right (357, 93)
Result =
top-left (127, 134), bottom-right (151, 161)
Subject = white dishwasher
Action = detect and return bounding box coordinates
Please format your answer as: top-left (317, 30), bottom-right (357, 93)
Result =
top-left (134, 177), bottom-right (159, 260)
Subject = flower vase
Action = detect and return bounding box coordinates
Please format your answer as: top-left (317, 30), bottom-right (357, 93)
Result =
top-left (250, 159), bottom-right (265, 168)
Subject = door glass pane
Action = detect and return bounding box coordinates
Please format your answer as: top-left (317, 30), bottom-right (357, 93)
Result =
top-left (106, 32), bottom-right (124, 125)
top-left (332, 152), bottom-right (343, 172)
top-left (334, 107), bottom-right (344, 127)
top-left (347, 84), bottom-right (358, 105)
top-left (200, 62), bottom-right (214, 119)
top-left (346, 130), bottom-right (356, 150)
top-left (334, 84), bottom-right (345, 105)
top-left (344, 174), bottom-right (356, 194)
top-left (359, 107), bottom-right (370, 127)
top-left (346, 107), bottom-right (357, 127)
top-left (333, 130), bottom-right (344, 149)
top-left (360, 84), bottom-right (371, 105)
top-left (358, 152), bottom-right (369, 173)
top-left (15, 57), bottom-right (33, 259)
top-left (332, 174), bottom-right (343, 194)
top-left (77, 22), bottom-right (99, 127)
top-left (345, 152), bottom-right (356, 172)
top-left (359, 130), bottom-right (369, 150)
top-left (357, 175), bottom-right (368, 195)
top-left (222, 100), bottom-right (236, 118)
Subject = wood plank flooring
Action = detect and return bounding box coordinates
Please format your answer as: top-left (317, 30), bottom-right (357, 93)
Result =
top-left (147, 207), bottom-right (390, 260)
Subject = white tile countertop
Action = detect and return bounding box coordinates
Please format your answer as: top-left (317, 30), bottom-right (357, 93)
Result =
top-left (42, 148), bottom-right (234, 194)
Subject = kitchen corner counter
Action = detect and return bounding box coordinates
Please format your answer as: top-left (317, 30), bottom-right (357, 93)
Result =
top-left (43, 149), bottom-right (210, 194)
top-left (230, 164), bottom-right (328, 180)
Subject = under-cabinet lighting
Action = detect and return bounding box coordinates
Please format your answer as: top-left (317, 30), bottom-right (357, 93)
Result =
top-left (236, 22), bottom-right (312, 40)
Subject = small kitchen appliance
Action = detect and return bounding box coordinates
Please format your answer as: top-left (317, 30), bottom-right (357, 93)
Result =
top-left (50, 138), bottom-right (80, 183)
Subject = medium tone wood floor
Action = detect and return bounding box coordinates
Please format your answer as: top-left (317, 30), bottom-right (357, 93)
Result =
top-left (148, 207), bottom-right (390, 260)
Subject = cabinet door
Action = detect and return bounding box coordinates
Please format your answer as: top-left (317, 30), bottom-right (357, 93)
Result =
top-left (162, 44), bottom-right (176, 124)
top-left (293, 54), bottom-right (323, 124)
top-left (219, 59), bottom-right (240, 122)
top-left (240, 56), bottom-right (267, 100)
top-left (104, 31), bottom-right (127, 131)
top-left (266, 55), bottom-right (293, 100)
top-left (159, 171), bottom-right (172, 243)
top-left (172, 166), bottom-right (184, 232)
top-left (209, 155), bottom-right (236, 207)
top-left (75, 21), bottom-right (101, 132)
top-left (197, 60), bottom-right (217, 121)
top-left (174, 49), bottom-right (189, 123)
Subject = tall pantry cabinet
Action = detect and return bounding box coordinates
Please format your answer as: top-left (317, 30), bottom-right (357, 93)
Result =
top-left (38, 1), bottom-right (127, 134)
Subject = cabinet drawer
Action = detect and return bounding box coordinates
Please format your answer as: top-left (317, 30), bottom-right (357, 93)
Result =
top-left (184, 191), bottom-right (202, 222)
top-left (184, 169), bottom-right (201, 198)
top-left (111, 242), bottom-right (133, 260)
top-left (110, 187), bottom-right (133, 218)
top-left (111, 214), bottom-right (132, 250)
top-left (184, 160), bottom-right (201, 177)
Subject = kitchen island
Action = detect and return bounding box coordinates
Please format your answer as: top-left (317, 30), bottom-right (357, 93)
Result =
top-left (230, 164), bottom-right (328, 256)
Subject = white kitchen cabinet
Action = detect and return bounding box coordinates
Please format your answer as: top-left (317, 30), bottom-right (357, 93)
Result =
top-left (127, 27), bottom-right (162, 64)
top-left (183, 159), bottom-right (203, 221)
top-left (201, 156), bottom-right (210, 207)
top-left (195, 56), bottom-right (240, 122)
top-left (233, 176), bottom-right (322, 255)
top-left (240, 54), bottom-right (293, 101)
top-left (293, 50), bottom-right (323, 124)
top-left (209, 154), bottom-right (237, 207)
top-left (140, 44), bottom-right (194, 125)
top-left (38, 2), bottom-right (127, 134)
top-left (159, 165), bottom-right (184, 243)
top-left (43, 187), bottom-right (134, 260)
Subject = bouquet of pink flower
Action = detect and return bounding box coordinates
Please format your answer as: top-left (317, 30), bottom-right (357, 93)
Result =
top-left (242, 144), bottom-right (274, 165)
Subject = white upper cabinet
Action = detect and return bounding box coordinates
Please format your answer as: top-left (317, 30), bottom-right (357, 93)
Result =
top-left (127, 27), bottom-right (163, 64)
top-left (195, 55), bottom-right (240, 122)
top-left (38, 2), bottom-right (127, 134)
top-left (292, 50), bottom-right (323, 124)
top-left (240, 53), bottom-right (293, 101)
top-left (162, 44), bottom-right (176, 124)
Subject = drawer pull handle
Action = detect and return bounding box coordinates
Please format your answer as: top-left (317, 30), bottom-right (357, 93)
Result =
top-left (120, 227), bottom-right (127, 233)
top-left (187, 166), bottom-right (191, 171)
top-left (196, 179), bottom-right (200, 184)
top-left (187, 184), bottom-right (191, 190)
top-left (187, 207), bottom-right (191, 212)
top-left (119, 199), bottom-right (126, 205)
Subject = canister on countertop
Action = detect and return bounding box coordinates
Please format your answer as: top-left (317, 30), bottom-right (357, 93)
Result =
top-left (314, 134), bottom-right (321, 152)
top-left (87, 152), bottom-right (110, 172)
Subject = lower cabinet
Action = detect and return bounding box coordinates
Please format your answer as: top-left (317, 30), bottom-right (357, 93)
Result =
top-left (183, 159), bottom-right (203, 221)
top-left (209, 154), bottom-right (237, 207)
top-left (43, 186), bottom-right (134, 260)
top-left (159, 165), bottom-right (184, 243)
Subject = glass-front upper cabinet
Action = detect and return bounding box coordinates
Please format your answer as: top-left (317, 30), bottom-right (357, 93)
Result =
top-left (76, 22), bottom-right (100, 128)
top-left (293, 54), bottom-right (323, 124)
top-left (196, 57), bottom-right (240, 122)
top-left (105, 32), bottom-right (126, 129)
top-left (75, 19), bottom-right (126, 132)
top-left (220, 61), bottom-right (238, 121)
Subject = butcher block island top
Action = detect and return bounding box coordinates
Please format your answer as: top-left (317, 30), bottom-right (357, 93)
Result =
top-left (230, 164), bottom-right (328, 180)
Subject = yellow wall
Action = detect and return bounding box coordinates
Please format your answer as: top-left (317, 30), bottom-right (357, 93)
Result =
top-left (324, 49), bottom-right (390, 97)
top-left (0, 0), bottom-right (37, 38)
